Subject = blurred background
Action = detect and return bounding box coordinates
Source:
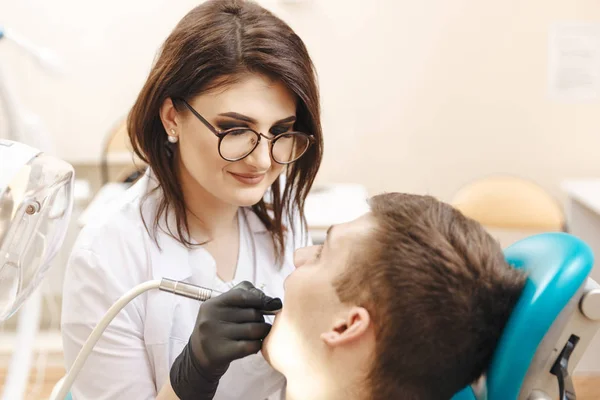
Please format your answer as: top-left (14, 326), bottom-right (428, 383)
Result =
top-left (2, 0), bottom-right (600, 398)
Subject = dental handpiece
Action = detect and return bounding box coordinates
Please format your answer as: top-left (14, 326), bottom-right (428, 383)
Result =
top-left (158, 278), bottom-right (281, 315)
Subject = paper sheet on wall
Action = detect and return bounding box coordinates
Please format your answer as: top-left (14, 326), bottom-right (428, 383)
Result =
top-left (548, 22), bottom-right (600, 102)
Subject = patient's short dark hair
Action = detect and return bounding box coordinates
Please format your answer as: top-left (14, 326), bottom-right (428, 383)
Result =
top-left (334, 193), bottom-right (527, 400)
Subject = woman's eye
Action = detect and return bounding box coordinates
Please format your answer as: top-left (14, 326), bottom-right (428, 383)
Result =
top-left (227, 129), bottom-right (253, 137)
top-left (270, 125), bottom-right (292, 135)
top-left (218, 123), bottom-right (248, 131)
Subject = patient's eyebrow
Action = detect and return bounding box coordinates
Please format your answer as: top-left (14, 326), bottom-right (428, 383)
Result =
top-left (324, 225), bottom-right (336, 249)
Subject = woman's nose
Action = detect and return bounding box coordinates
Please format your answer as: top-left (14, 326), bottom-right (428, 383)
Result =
top-left (245, 137), bottom-right (272, 170)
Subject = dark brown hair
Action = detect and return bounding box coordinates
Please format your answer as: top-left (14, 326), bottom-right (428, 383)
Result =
top-left (334, 193), bottom-right (526, 400)
top-left (128, 0), bottom-right (322, 259)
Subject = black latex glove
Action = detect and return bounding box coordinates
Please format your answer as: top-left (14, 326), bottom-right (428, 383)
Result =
top-left (170, 281), bottom-right (282, 400)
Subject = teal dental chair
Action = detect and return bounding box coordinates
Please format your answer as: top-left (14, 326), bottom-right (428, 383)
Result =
top-left (453, 232), bottom-right (600, 400)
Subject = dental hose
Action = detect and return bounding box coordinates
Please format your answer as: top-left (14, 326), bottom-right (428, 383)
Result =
top-left (49, 279), bottom-right (224, 400)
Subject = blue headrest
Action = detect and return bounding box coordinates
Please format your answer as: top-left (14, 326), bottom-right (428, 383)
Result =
top-left (453, 232), bottom-right (594, 400)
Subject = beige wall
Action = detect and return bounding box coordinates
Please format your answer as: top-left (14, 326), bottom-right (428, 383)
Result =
top-left (298, 0), bottom-right (600, 203)
top-left (3, 0), bottom-right (600, 203)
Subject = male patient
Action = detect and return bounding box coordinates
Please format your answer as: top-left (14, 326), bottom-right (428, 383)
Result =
top-left (262, 193), bottom-right (526, 400)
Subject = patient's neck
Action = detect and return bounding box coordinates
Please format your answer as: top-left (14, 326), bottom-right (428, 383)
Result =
top-left (286, 381), bottom-right (365, 400)
top-left (285, 363), bottom-right (368, 400)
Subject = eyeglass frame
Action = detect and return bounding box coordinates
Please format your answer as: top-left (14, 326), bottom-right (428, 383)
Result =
top-left (173, 98), bottom-right (315, 165)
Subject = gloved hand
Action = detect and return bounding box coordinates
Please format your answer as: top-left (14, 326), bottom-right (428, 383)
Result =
top-left (169, 281), bottom-right (282, 400)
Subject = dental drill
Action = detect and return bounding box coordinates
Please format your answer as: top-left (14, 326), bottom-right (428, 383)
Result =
top-left (159, 278), bottom-right (280, 315)
top-left (49, 279), bottom-right (280, 400)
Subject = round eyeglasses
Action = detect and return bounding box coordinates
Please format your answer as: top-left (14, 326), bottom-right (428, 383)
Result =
top-left (177, 99), bottom-right (315, 165)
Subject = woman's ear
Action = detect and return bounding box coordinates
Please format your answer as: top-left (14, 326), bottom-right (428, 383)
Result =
top-left (320, 307), bottom-right (371, 347)
top-left (159, 97), bottom-right (180, 133)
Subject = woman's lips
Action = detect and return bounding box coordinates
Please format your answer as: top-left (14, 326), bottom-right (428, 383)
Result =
top-left (229, 172), bottom-right (266, 185)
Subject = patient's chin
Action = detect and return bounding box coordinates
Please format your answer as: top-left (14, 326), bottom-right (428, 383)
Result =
top-left (261, 315), bottom-right (279, 367)
top-left (262, 330), bottom-right (283, 372)
top-left (261, 313), bottom-right (308, 377)
top-left (261, 335), bottom-right (273, 365)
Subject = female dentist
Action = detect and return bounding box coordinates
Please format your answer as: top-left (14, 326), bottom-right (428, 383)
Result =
top-left (60, 1), bottom-right (323, 399)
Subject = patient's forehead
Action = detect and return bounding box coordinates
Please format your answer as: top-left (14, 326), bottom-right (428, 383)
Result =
top-left (330, 213), bottom-right (376, 250)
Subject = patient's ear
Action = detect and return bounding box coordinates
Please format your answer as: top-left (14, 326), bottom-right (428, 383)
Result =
top-left (320, 307), bottom-right (371, 347)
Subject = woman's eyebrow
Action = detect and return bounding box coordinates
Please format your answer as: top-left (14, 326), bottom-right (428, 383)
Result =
top-left (274, 116), bottom-right (296, 125)
top-left (217, 112), bottom-right (255, 124)
top-left (217, 112), bottom-right (296, 126)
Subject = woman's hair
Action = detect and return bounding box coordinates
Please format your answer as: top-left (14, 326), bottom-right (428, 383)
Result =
top-left (334, 193), bottom-right (526, 400)
top-left (128, 0), bottom-right (322, 260)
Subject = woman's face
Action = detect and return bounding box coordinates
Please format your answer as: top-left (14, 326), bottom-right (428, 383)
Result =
top-left (165, 74), bottom-right (297, 207)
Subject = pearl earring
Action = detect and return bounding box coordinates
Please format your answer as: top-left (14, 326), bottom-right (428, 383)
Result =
top-left (168, 129), bottom-right (178, 144)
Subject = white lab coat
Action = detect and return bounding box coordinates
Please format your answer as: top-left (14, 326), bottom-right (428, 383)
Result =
top-left (61, 170), bottom-right (309, 400)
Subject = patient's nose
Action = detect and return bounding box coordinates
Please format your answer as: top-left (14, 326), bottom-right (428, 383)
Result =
top-left (293, 246), bottom-right (318, 268)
